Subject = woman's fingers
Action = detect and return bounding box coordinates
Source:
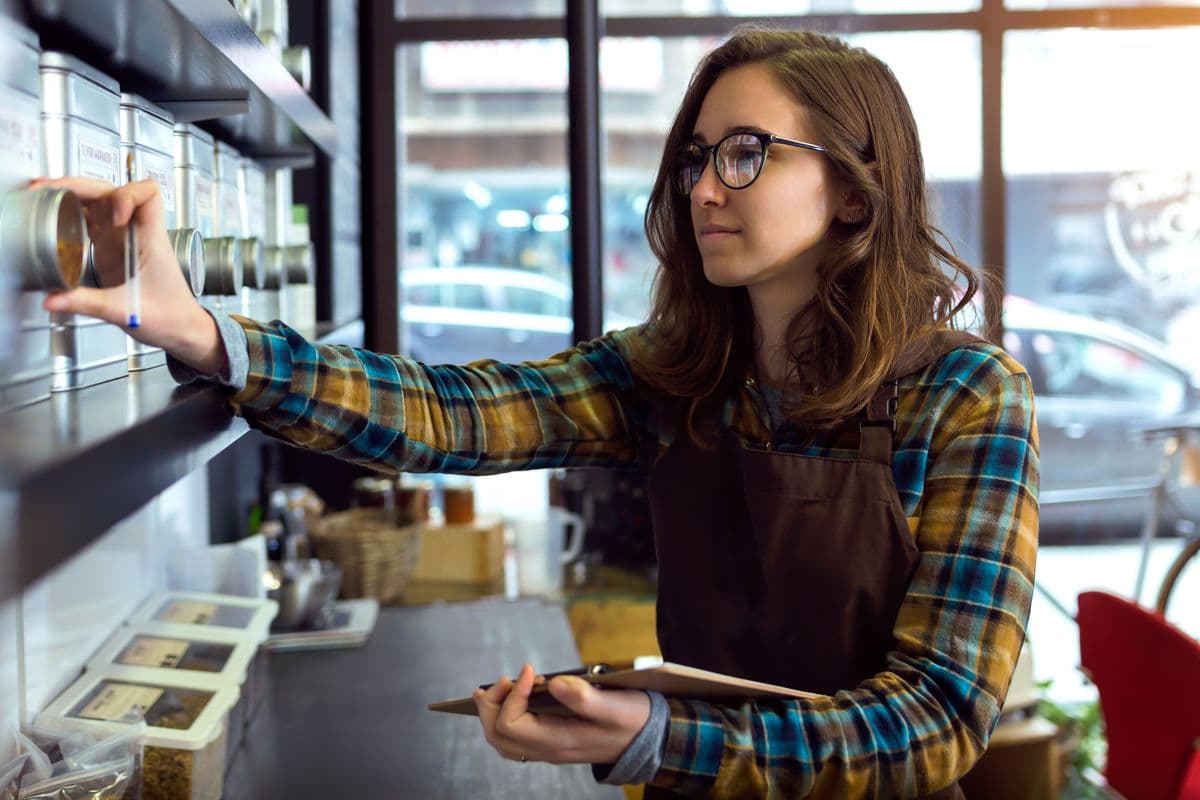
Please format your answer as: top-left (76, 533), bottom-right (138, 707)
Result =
top-left (108, 178), bottom-right (165, 227)
top-left (496, 664), bottom-right (536, 733)
top-left (29, 175), bottom-right (119, 200)
top-left (43, 287), bottom-right (125, 328)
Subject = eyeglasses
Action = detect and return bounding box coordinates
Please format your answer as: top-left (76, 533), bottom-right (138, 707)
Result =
top-left (672, 131), bottom-right (827, 196)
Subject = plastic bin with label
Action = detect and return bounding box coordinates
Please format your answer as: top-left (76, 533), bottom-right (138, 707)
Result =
top-left (88, 623), bottom-right (257, 770)
top-left (36, 666), bottom-right (237, 800)
top-left (125, 593), bottom-right (276, 727)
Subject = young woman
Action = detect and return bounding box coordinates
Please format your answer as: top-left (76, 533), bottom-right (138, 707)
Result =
top-left (37, 26), bottom-right (1037, 800)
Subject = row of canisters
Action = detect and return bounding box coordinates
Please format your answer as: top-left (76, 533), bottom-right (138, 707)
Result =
top-left (0, 17), bottom-right (315, 413)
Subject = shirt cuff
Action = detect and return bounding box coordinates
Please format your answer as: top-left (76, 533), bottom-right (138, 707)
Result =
top-left (165, 307), bottom-right (250, 392)
top-left (593, 690), bottom-right (669, 786)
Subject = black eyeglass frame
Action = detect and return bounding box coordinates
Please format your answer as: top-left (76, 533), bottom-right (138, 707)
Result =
top-left (673, 131), bottom-right (828, 196)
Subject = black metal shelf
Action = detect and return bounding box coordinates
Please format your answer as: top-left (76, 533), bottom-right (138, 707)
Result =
top-left (0, 365), bottom-right (248, 597)
top-left (0, 318), bottom-right (366, 599)
top-left (21, 0), bottom-right (336, 166)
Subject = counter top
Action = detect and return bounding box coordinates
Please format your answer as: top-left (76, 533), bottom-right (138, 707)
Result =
top-left (225, 599), bottom-right (624, 800)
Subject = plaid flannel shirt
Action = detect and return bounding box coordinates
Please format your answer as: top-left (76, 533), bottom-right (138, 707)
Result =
top-left (228, 315), bottom-right (1039, 799)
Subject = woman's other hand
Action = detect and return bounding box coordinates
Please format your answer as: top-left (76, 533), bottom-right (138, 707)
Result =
top-left (473, 663), bottom-right (651, 765)
top-left (32, 176), bottom-right (226, 374)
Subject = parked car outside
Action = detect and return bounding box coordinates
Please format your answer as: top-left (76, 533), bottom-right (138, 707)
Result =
top-left (400, 265), bottom-right (639, 366)
top-left (1002, 296), bottom-right (1200, 542)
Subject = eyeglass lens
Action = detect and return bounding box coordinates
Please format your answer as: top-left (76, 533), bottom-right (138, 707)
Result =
top-left (676, 134), bottom-right (764, 194)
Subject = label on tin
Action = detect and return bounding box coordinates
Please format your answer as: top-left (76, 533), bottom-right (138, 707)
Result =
top-left (76, 683), bottom-right (163, 723)
top-left (194, 172), bottom-right (214, 236)
top-left (76, 135), bottom-right (119, 184)
top-left (118, 635), bottom-right (190, 668)
top-left (0, 101), bottom-right (40, 175)
top-left (221, 182), bottom-right (243, 236)
top-left (140, 151), bottom-right (176, 218)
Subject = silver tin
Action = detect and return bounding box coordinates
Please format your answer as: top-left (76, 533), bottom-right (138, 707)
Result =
top-left (173, 123), bottom-right (215, 237)
top-left (241, 158), bottom-right (273, 320)
top-left (176, 124), bottom-right (240, 308)
top-left (0, 19), bottom-right (50, 409)
top-left (120, 94), bottom-right (180, 371)
top-left (39, 51), bottom-right (127, 392)
top-left (124, 100), bottom-right (205, 303)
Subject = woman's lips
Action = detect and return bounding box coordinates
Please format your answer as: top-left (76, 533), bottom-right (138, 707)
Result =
top-left (700, 225), bottom-right (741, 241)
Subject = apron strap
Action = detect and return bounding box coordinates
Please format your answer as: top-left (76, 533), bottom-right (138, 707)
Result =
top-left (858, 329), bottom-right (989, 465)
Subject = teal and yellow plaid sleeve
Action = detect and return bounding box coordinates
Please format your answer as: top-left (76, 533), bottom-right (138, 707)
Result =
top-left (227, 315), bottom-right (647, 474)
top-left (649, 346), bottom-right (1039, 799)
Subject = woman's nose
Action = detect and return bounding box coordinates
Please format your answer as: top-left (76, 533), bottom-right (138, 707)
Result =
top-left (690, 158), bottom-right (725, 206)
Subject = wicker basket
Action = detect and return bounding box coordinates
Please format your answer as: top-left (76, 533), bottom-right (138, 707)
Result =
top-left (311, 508), bottom-right (422, 603)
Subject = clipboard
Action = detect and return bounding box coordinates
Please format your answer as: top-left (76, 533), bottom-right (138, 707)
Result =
top-left (428, 661), bottom-right (820, 717)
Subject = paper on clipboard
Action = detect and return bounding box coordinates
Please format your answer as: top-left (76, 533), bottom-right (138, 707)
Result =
top-left (428, 662), bottom-right (821, 717)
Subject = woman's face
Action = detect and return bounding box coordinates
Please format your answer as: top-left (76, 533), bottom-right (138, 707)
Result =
top-left (688, 62), bottom-right (846, 309)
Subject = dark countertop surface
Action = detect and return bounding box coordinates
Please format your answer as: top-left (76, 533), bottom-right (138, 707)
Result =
top-left (224, 598), bottom-right (624, 800)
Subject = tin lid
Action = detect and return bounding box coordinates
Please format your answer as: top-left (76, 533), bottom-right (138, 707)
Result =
top-left (119, 93), bottom-right (174, 126)
top-left (213, 140), bottom-right (242, 181)
top-left (173, 123), bottom-right (215, 171)
top-left (120, 95), bottom-right (174, 154)
top-left (38, 52), bottom-right (120, 96)
top-left (0, 18), bottom-right (41, 98)
top-left (36, 666), bottom-right (238, 751)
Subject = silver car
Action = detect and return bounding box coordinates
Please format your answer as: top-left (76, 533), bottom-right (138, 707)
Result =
top-left (1002, 297), bottom-right (1200, 542)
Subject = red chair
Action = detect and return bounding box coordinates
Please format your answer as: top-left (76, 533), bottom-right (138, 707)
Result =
top-left (1077, 590), bottom-right (1200, 800)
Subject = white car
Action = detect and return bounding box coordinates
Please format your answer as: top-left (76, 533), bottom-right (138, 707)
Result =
top-left (401, 266), bottom-right (638, 365)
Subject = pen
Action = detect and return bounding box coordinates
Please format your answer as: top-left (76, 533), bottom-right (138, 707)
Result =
top-left (125, 152), bottom-right (140, 329)
top-left (478, 662), bottom-right (612, 691)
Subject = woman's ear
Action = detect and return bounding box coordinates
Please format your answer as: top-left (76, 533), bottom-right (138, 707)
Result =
top-left (836, 188), bottom-right (868, 224)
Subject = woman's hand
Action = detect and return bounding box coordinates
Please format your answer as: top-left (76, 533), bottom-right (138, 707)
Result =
top-left (31, 176), bottom-right (226, 375)
top-left (473, 663), bottom-right (651, 765)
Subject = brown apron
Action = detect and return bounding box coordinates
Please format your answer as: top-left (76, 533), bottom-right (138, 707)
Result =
top-left (643, 332), bottom-right (978, 799)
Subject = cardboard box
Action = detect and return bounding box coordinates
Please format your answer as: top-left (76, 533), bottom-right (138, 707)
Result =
top-left (409, 515), bottom-right (505, 584)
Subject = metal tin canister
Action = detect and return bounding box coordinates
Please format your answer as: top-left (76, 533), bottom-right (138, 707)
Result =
top-left (120, 94), bottom-right (205, 371)
top-left (239, 157), bottom-right (272, 320)
top-left (0, 33), bottom-right (88, 317)
top-left (39, 51), bottom-right (128, 392)
top-left (265, 167), bottom-right (314, 330)
top-left (214, 141), bottom-right (263, 320)
top-left (175, 123), bottom-right (241, 309)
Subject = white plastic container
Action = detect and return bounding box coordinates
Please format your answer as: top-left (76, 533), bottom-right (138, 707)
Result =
top-left (174, 123), bottom-right (241, 313)
top-left (126, 592), bottom-right (277, 642)
top-left (89, 622), bottom-right (257, 775)
top-left (37, 666), bottom-right (238, 800)
top-left (0, 21), bottom-right (87, 411)
top-left (126, 592), bottom-right (277, 728)
top-left (39, 51), bottom-right (128, 392)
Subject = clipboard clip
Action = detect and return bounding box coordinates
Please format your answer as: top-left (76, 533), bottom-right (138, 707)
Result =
top-left (478, 662), bottom-right (612, 691)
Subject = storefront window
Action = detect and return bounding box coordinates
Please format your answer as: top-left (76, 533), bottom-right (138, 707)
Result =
top-left (1003, 28), bottom-right (1200, 543)
top-left (601, 0), bottom-right (979, 14)
top-left (396, 41), bottom-right (572, 364)
top-left (396, 0), bottom-right (563, 18)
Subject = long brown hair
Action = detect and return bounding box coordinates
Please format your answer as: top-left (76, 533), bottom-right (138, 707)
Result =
top-left (632, 26), bottom-right (979, 440)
